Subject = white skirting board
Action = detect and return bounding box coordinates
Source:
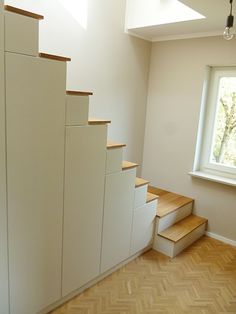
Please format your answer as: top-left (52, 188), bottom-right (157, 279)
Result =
top-left (205, 231), bottom-right (236, 247)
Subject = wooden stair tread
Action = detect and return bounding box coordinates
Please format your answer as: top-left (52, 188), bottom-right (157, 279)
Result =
top-left (39, 53), bottom-right (71, 62)
top-left (88, 119), bottom-right (111, 125)
top-left (107, 141), bottom-right (126, 149)
top-left (67, 90), bottom-right (93, 96)
top-left (148, 186), bottom-right (169, 197)
top-left (158, 215), bottom-right (208, 243)
top-left (5, 5), bottom-right (44, 20)
top-left (146, 192), bottom-right (158, 204)
top-left (135, 177), bottom-right (149, 188)
top-left (122, 161), bottom-right (138, 171)
top-left (148, 186), bottom-right (193, 218)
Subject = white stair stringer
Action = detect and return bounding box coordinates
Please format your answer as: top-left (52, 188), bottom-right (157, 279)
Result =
top-left (153, 222), bottom-right (207, 258)
top-left (130, 200), bottom-right (157, 256)
top-left (5, 9), bottom-right (40, 56)
top-left (65, 94), bottom-right (89, 126)
top-left (134, 184), bottom-right (148, 208)
top-left (106, 147), bottom-right (123, 174)
top-left (156, 201), bottom-right (193, 233)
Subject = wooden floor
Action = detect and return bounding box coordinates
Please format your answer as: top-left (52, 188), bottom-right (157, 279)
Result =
top-left (51, 237), bottom-right (236, 314)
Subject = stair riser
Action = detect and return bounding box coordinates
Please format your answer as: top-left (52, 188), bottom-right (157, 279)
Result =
top-left (156, 202), bottom-right (193, 233)
top-left (130, 200), bottom-right (157, 256)
top-left (5, 11), bottom-right (39, 56)
top-left (106, 147), bottom-right (123, 174)
top-left (153, 222), bottom-right (207, 258)
top-left (134, 185), bottom-right (148, 208)
top-left (66, 95), bottom-right (89, 126)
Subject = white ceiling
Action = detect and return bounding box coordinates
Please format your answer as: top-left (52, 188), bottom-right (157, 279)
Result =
top-left (126, 0), bottom-right (234, 41)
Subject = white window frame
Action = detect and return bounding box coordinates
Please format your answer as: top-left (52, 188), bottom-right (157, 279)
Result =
top-left (190, 66), bottom-right (236, 187)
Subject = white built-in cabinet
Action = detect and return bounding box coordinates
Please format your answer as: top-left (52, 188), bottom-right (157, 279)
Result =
top-left (0, 1), bottom-right (9, 313)
top-left (5, 53), bottom-right (66, 314)
top-left (101, 169), bottom-right (136, 273)
top-left (0, 5), bottom-right (157, 314)
top-left (130, 202), bottom-right (157, 255)
top-left (63, 125), bottom-right (107, 296)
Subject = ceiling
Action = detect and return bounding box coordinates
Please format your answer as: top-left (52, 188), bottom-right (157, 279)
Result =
top-left (126, 0), bottom-right (233, 41)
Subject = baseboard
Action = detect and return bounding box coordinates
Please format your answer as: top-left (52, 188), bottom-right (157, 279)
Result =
top-left (205, 231), bottom-right (236, 247)
top-left (40, 246), bottom-right (152, 314)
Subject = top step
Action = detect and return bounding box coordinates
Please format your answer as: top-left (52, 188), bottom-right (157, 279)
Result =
top-left (5, 5), bottom-right (44, 20)
top-left (148, 186), bottom-right (193, 218)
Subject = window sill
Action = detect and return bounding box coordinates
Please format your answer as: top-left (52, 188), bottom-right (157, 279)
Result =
top-left (189, 171), bottom-right (236, 187)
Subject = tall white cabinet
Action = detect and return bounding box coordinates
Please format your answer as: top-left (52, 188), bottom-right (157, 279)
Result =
top-left (0, 4), bottom-right (157, 314)
top-left (0, 1), bottom-right (9, 313)
top-left (63, 125), bottom-right (107, 296)
top-left (5, 53), bottom-right (66, 314)
top-left (101, 169), bottom-right (136, 273)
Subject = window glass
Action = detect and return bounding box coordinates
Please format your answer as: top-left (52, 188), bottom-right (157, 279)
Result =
top-left (210, 77), bottom-right (236, 168)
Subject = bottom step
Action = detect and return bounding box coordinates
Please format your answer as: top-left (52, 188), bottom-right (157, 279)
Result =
top-left (153, 215), bottom-right (207, 258)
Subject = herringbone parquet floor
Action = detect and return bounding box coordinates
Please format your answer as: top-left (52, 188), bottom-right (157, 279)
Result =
top-left (51, 236), bottom-right (236, 314)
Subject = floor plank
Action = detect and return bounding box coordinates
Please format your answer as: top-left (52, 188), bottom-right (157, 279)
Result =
top-left (50, 236), bottom-right (236, 314)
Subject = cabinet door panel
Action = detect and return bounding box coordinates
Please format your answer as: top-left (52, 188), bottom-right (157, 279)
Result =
top-left (0, 3), bottom-right (9, 314)
top-left (63, 125), bottom-right (107, 296)
top-left (130, 202), bottom-right (157, 255)
top-left (101, 170), bottom-right (135, 273)
top-left (6, 53), bottom-right (66, 314)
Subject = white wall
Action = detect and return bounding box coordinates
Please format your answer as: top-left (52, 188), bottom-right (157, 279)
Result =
top-left (6, 0), bottom-right (151, 168)
top-left (142, 36), bottom-right (236, 242)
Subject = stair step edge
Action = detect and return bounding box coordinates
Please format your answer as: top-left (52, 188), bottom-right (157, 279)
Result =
top-left (107, 141), bottom-right (126, 149)
top-left (135, 177), bottom-right (149, 188)
top-left (156, 199), bottom-right (194, 218)
top-left (146, 192), bottom-right (158, 204)
top-left (158, 215), bottom-right (207, 243)
top-left (5, 5), bottom-right (44, 20)
top-left (88, 119), bottom-right (111, 125)
top-left (67, 90), bottom-right (93, 96)
top-left (39, 53), bottom-right (71, 62)
top-left (122, 161), bottom-right (138, 171)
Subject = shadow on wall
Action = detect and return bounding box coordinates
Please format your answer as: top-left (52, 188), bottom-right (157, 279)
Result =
top-left (58, 0), bottom-right (88, 29)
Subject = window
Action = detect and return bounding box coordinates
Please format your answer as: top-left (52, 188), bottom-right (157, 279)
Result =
top-left (191, 66), bottom-right (236, 186)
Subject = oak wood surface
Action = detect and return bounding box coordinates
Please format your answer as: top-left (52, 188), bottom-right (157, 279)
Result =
top-left (107, 141), bottom-right (126, 149)
top-left (51, 237), bottom-right (236, 314)
top-left (66, 90), bottom-right (93, 96)
top-left (135, 177), bottom-right (149, 188)
top-left (5, 5), bottom-right (44, 20)
top-left (39, 53), bottom-right (71, 62)
top-left (122, 161), bottom-right (138, 171)
top-left (88, 119), bottom-right (111, 125)
top-left (158, 214), bottom-right (207, 242)
top-left (146, 192), bottom-right (158, 203)
top-left (148, 186), bottom-right (193, 218)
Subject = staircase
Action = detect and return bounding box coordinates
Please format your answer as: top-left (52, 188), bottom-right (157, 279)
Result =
top-left (149, 187), bottom-right (208, 258)
top-left (0, 3), bottom-right (207, 314)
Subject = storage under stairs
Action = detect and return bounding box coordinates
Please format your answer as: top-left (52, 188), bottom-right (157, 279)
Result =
top-left (0, 3), bottom-right (208, 314)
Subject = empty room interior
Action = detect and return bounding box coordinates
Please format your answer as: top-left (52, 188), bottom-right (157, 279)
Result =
top-left (0, 0), bottom-right (236, 313)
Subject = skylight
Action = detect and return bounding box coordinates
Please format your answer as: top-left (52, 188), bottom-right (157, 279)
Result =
top-left (126, 0), bottom-right (205, 30)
